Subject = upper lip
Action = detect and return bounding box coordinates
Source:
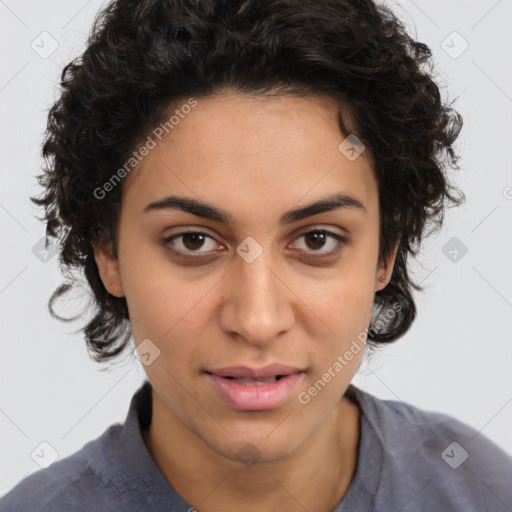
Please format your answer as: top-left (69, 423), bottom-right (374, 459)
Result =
top-left (205, 364), bottom-right (304, 379)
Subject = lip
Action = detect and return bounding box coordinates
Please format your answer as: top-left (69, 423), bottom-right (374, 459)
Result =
top-left (206, 373), bottom-right (303, 411)
top-left (204, 364), bottom-right (305, 411)
top-left (205, 364), bottom-right (304, 379)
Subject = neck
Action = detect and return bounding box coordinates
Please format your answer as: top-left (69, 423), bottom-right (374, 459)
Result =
top-left (142, 392), bottom-right (361, 512)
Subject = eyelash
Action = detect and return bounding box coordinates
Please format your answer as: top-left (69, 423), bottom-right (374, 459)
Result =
top-left (161, 229), bottom-right (348, 262)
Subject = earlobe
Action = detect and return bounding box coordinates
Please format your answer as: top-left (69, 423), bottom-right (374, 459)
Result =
top-left (92, 243), bottom-right (125, 298)
top-left (375, 239), bottom-right (400, 293)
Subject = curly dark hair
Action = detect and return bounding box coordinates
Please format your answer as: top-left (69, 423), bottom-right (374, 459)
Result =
top-left (31, 0), bottom-right (464, 364)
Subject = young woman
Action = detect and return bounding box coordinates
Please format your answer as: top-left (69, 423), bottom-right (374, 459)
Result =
top-left (1, 0), bottom-right (511, 510)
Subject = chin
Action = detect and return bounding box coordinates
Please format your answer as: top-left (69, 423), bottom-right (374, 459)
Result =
top-left (204, 430), bottom-right (299, 466)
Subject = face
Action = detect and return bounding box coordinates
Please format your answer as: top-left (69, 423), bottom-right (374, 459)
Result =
top-left (94, 91), bottom-right (398, 464)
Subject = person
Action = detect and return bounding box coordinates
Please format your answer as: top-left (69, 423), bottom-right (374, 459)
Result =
top-left (1, 0), bottom-right (511, 510)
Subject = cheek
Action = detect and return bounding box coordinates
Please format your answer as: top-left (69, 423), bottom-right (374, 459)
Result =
top-left (328, 239), bottom-right (378, 332)
top-left (294, 259), bottom-right (375, 390)
top-left (299, 264), bottom-right (376, 337)
top-left (127, 279), bottom-right (205, 356)
top-left (294, 287), bottom-right (371, 418)
top-left (117, 239), bottom-right (203, 360)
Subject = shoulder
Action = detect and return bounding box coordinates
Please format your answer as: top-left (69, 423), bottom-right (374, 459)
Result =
top-left (0, 425), bottom-right (120, 512)
top-left (350, 386), bottom-right (512, 510)
top-left (360, 388), bottom-right (511, 465)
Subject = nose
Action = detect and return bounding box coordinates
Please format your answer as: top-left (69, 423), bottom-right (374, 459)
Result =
top-left (219, 251), bottom-right (295, 346)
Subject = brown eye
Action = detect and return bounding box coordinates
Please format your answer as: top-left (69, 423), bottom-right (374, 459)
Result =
top-left (292, 229), bottom-right (347, 255)
top-left (181, 233), bottom-right (207, 251)
top-left (163, 231), bottom-right (219, 255)
top-left (303, 231), bottom-right (328, 250)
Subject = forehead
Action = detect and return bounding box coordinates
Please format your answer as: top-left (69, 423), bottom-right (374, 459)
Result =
top-left (121, 93), bottom-right (377, 221)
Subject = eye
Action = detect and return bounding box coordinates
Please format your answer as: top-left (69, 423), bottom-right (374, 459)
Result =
top-left (163, 231), bottom-right (221, 255)
top-left (291, 229), bottom-right (347, 256)
top-left (162, 228), bottom-right (348, 261)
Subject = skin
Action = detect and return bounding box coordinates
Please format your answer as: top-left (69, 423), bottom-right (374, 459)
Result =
top-left (93, 91), bottom-right (399, 512)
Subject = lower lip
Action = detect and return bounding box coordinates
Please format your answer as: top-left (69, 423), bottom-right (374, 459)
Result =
top-left (206, 372), bottom-right (303, 411)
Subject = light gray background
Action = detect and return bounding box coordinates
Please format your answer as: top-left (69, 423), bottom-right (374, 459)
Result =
top-left (1, 0), bottom-right (511, 497)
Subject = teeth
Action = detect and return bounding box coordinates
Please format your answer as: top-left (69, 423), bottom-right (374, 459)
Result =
top-left (230, 376), bottom-right (278, 385)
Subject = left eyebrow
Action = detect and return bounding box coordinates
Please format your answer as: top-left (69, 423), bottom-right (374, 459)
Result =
top-left (142, 192), bottom-right (367, 225)
top-left (279, 192), bottom-right (367, 224)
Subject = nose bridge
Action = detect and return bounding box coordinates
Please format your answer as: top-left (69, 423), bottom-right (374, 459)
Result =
top-left (222, 245), bottom-right (294, 344)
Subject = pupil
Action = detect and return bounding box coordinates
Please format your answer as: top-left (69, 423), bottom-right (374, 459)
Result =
top-left (183, 233), bottom-right (205, 251)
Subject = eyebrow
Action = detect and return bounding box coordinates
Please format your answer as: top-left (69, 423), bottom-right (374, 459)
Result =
top-left (142, 192), bottom-right (367, 225)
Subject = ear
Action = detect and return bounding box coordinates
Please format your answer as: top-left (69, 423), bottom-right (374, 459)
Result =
top-left (375, 238), bottom-right (400, 292)
top-left (92, 242), bottom-right (125, 298)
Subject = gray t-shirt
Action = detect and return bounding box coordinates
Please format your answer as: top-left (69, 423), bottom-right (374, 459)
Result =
top-left (1, 380), bottom-right (511, 511)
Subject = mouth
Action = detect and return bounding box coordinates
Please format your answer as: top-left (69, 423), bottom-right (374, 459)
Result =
top-left (203, 364), bottom-right (305, 411)
top-left (218, 375), bottom-right (285, 385)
